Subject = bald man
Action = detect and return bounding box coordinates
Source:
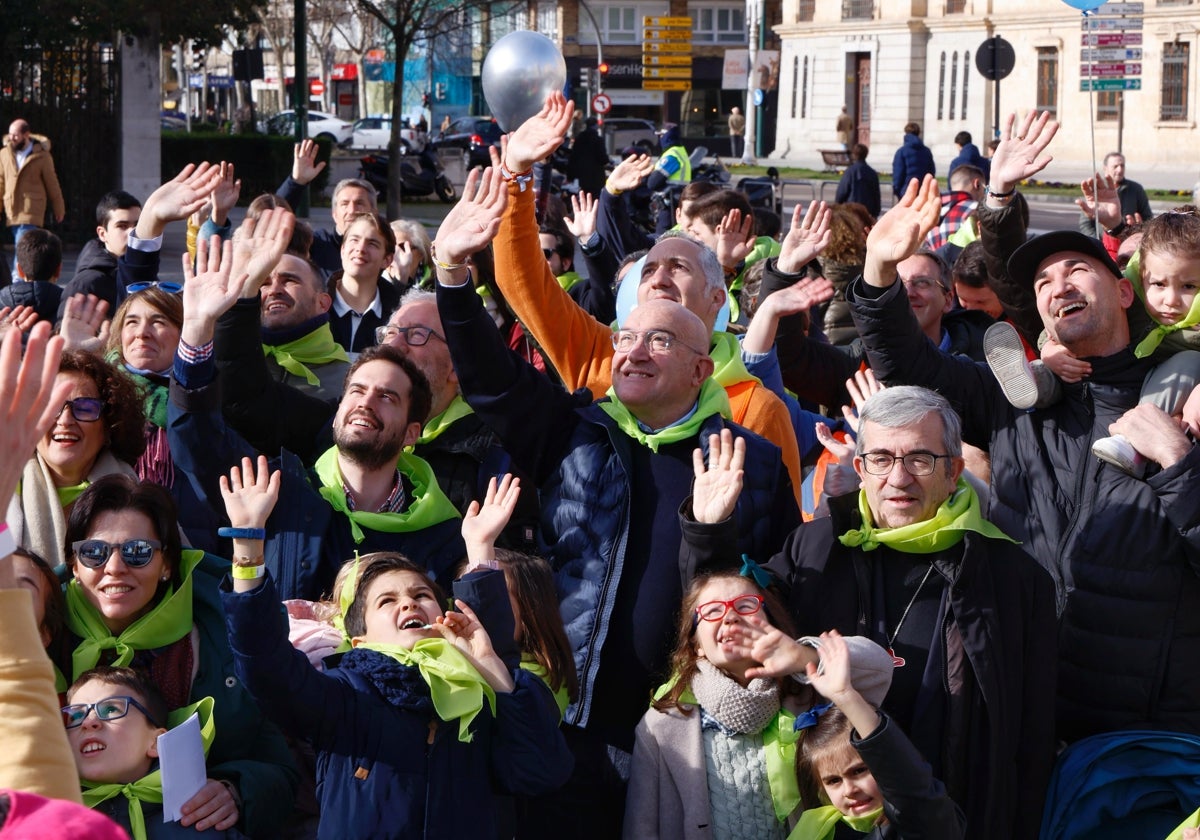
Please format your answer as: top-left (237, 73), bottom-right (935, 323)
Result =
top-left (1, 119), bottom-right (65, 277)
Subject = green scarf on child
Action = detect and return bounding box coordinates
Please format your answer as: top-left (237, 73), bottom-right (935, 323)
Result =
top-left (788, 804), bottom-right (886, 839)
top-left (262, 324), bottom-right (349, 386)
top-left (356, 637), bottom-right (497, 742)
top-left (599, 378), bottom-right (731, 453)
top-left (1125, 251), bottom-right (1200, 358)
top-left (81, 696), bottom-right (216, 840)
top-left (839, 479), bottom-right (1017, 554)
top-left (314, 447), bottom-right (460, 543)
top-left (520, 658), bottom-right (570, 720)
top-left (66, 551), bottom-right (202, 679)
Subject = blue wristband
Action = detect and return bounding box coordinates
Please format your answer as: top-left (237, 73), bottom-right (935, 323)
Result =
top-left (218, 527), bottom-right (267, 541)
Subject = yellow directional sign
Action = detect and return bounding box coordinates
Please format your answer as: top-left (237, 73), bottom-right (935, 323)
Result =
top-left (643, 16), bottom-right (692, 27)
top-left (644, 66), bottom-right (692, 79)
top-left (644, 55), bottom-right (692, 66)
top-left (643, 42), bottom-right (692, 53)
top-left (643, 79), bottom-right (692, 90)
top-left (644, 28), bottom-right (693, 41)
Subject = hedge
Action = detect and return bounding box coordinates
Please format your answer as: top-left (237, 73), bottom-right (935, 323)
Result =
top-left (161, 133), bottom-right (332, 202)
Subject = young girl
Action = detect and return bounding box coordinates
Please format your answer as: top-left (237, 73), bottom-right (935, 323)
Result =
top-left (793, 630), bottom-right (964, 839)
top-left (623, 569), bottom-right (893, 839)
top-left (219, 457), bottom-right (572, 838)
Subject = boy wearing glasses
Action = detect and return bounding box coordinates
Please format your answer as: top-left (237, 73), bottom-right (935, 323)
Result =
top-left (680, 384), bottom-right (1057, 840)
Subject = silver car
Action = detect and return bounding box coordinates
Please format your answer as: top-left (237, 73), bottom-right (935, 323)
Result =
top-left (602, 118), bottom-right (658, 156)
top-left (349, 117), bottom-right (424, 153)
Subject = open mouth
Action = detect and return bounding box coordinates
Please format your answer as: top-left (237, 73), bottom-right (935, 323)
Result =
top-left (400, 617), bottom-right (431, 631)
top-left (1055, 301), bottom-right (1086, 319)
top-left (51, 432), bottom-right (81, 443)
top-left (80, 740), bottom-right (106, 755)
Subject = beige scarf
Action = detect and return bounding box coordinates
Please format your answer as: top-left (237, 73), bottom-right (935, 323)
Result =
top-left (8, 451), bottom-right (137, 570)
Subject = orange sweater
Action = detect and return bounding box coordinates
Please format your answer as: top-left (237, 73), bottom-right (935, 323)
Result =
top-left (492, 184), bottom-right (803, 510)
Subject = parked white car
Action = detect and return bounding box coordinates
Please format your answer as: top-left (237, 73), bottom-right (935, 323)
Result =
top-left (349, 117), bottom-right (424, 153)
top-left (260, 110), bottom-right (354, 145)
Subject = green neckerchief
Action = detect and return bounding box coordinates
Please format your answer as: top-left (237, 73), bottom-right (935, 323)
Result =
top-left (599, 377), bottom-right (731, 453)
top-left (414, 395), bottom-right (474, 446)
top-left (355, 637), bottom-right (497, 742)
top-left (57, 481), bottom-right (91, 508)
top-left (109, 350), bottom-right (169, 429)
top-left (1166, 806), bottom-right (1200, 840)
top-left (314, 447), bottom-right (460, 543)
top-left (655, 679), bottom-right (801, 822)
top-left (729, 238), bottom-right (783, 323)
top-left (947, 215), bottom-right (979, 249)
top-left (262, 323), bottom-right (350, 386)
top-left (520, 656), bottom-right (569, 720)
top-left (66, 550), bottom-right (202, 679)
top-left (789, 804), bottom-right (886, 839)
top-left (710, 330), bottom-right (762, 390)
top-left (838, 479), bottom-right (1018, 554)
top-left (81, 696), bottom-right (216, 840)
top-left (556, 270), bottom-right (584, 293)
top-left (1126, 250), bottom-right (1200, 358)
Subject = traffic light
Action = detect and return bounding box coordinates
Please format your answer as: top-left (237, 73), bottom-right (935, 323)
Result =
top-left (597, 62), bottom-right (610, 76)
top-left (435, 82), bottom-right (446, 101)
top-left (191, 42), bottom-right (206, 74)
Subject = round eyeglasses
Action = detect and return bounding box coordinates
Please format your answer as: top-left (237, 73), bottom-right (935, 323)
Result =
top-left (72, 538), bottom-right (164, 569)
top-left (611, 329), bottom-right (706, 356)
top-left (695, 594), bottom-right (765, 622)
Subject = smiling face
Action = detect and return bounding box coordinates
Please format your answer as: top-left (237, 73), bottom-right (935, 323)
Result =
top-left (1141, 249), bottom-right (1200, 327)
top-left (353, 570), bottom-right (445, 647)
top-left (637, 237), bottom-right (725, 330)
top-left (1034, 251), bottom-right (1133, 357)
top-left (340, 216), bottom-right (392, 284)
top-left (692, 576), bottom-right (762, 684)
top-left (37, 371), bottom-right (107, 488)
top-left (260, 254), bottom-right (331, 331)
top-left (72, 508), bottom-right (168, 635)
top-left (333, 186), bottom-right (376, 235)
top-left (898, 254), bottom-right (952, 342)
top-left (383, 301), bottom-right (456, 417)
top-left (120, 298), bottom-right (181, 372)
top-left (65, 679), bottom-right (164, 784)
top-left (815, 744), bottom-right (884, 820)
top-left (854, 417), bottom-right (964, 529)
top-left (333, 359), bottom-right (421, 470)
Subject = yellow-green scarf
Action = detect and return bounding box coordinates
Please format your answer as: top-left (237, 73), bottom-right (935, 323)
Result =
top-left (556, 270), bottom-right (584, 293)
top-left (262, 323), bottom-right (349, 386)
top-left (66, 551), bottom-right (203, 679)
top-left (1126, 250), bottom-right (1200, 358)
top-left (598, 377), bottom-right (731, 453)
top-left (80, 696), bottom-right (216, 840)
top-left (789, 804), bottom-right (886, 839)
top-left (356, 637), bottom-right (497, 742)
top-left (414, 395), bottom-right (475, 446)
top-left (520, 657), bottom-right (569, 720)
top-left (709, 330), bottom-right (762, 391)
top-left (1166, 806), bottom-right (1200, 840)
top-left (314, 447), bottom-right (460, 542)
top-left (57, 480), bottom-right (90, 508)
top-left (838, 479), bottom-right (1017, 554)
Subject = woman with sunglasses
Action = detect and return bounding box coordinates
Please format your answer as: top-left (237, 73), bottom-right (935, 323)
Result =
top-left (61, 474), bottom-right (297, 837)
top-left (6, 349), bottom-right (146, 573)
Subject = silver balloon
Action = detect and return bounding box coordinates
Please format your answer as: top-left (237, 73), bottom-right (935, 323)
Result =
top-left (482, 31), bottom-right (567, 133)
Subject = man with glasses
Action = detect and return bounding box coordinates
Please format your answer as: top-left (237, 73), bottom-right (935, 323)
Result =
top-left (680, 384), bottom-right (1057, 840)
top-left (433, 173), bottom-right (799, 835)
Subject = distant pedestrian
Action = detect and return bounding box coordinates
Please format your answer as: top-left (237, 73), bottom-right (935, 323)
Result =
top-left (836, 106), bottom-right (855, 148)
top-left (891, 122), bottom-right (935, 198)
top-left (0, 118), bottom-right (65, 279)
top-left (949, 130), bottom-right (991, 180)
top-left (1077, 151), bottom-right (1154, 238)
top-left (728, 106), bottom-right (745, 157)
top-left (834, 143), bottom-right (881, 218)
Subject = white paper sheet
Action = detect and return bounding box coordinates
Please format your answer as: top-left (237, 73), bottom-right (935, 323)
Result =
top-left (158, 712), bottom-right (206, 822)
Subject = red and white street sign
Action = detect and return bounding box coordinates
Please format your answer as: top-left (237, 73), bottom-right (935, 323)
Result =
top-left (592, 93), bottom-right (612, 114)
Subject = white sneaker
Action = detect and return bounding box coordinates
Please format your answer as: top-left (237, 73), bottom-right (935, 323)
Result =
top-left (1092, 434), bottom-right (1146, 478)
top-left (984, 322), bottom-right (1040, 410)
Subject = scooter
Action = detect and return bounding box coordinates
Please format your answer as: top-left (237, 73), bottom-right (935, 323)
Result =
top-left (358, 146), bottom-right (456, 203)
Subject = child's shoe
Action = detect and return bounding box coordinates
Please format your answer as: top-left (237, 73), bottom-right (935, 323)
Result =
top-left (984, 322), bottom-right (1058, 410)
top-left (1092, 433), bottom-right (1146, 478)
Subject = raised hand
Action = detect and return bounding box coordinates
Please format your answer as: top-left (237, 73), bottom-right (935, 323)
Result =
top-left (741, 274), bottom-right (834, 354)
top-left (1076, 172), bottom-right (1121, 232)
top-left (180, 235), bottom-right (243, 346)
top-left (989, 110), bottom-right (1058, 194)
top-left (0, 305), bottom-right (39, 339)
top-left (777, 200), bottom-right (833, 274)
top-left (292, 139), bottom-right (327, 184)
top-left (713, 208), bottom-right (756, 271)
top-left (219, 455), bottom-right (282, 530)
top-left (231, 207), bottom-right (295, 298)
top-left (503, 91), bottom-right (575, 173)
top-left (691, 429), bottom-right (745, 524)
top-left (607, 153), bottom-right (654, 193)
top-left (843, 367), bottom-right (883, 430)
top-left (564, 192), bottom-right (599, 241)
top-left (139, 162), bottom-right (224, 239)
top-left (59, 294), bottom-right (111, 352)
top-left (210, 161), bottom-right (242, 225)
top-left (731, 613), bottom-right (818, 680)
top-left (803, 630), bottom-right (882, 738)
top-left (436, 599), bottom-right (514, 692)
top-left (461, 474), bottom-right (521, 568)
top-left (864, 174), bottom-right (940, 286)
top-left (432, 166), bottom-right (508, 272)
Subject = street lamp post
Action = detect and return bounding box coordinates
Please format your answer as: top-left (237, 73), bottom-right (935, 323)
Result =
top-left (741, 0), bottom-right (759, 165)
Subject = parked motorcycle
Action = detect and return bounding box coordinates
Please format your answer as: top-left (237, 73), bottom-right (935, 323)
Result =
top-left (358, 146), bottom-right (456, 203)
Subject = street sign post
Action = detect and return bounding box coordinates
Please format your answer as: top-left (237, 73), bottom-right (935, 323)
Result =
top-left (1081, 47), bottom-right (1142, 61)
top-left (591, 93), bottom-right (612, 115)
top-left (1080, 78), bottom-right (1142, 91)
top-left (1081, 32), bottom-right (1142, 46)
top-left (975, 36), bottom-right (1015, 140)
top-left (643, 80), bottom-right (692, 91)
top-left (643, 15), bottom-right (692, 93)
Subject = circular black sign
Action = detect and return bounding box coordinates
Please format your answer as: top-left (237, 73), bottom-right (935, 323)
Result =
top-left (976, 36), bottom-right (1016, 81)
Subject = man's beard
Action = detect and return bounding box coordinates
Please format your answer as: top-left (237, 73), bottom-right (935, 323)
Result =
top-left (334, 416), bottom-right (405, 471)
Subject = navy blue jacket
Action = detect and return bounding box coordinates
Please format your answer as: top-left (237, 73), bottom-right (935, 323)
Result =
top-left (55, 238), bottom-right (161, 326)
top-left (948, 142), bottom-right (990, 180)
top-left (0, 280), bottom-right (61, 326)
top-left (835, 160), bottom-right (882, 218)
top-left (437, 280), bottom-right (798, 731)
top-left (221, 575), bottom-right (573, 840)
top-left (892, 133), bottom-right (936, 197)
top-left (276, 176), bottom-right (342, 275)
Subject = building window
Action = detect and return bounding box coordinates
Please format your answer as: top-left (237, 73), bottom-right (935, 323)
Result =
top-left (937, 52), bottom-right (946, 120)
top-left (690, 3), bottom-right (746, 44)
top-left (798, 0), bottom-right (815, 21)
top-left (1036, 47), bottom-right (1058, 118)
top-left (949, 51), bottom-right (958, 120)
top-left (961, 51), bottom-right (970, 119)
top-left (842, 0), bottom-right (873, 20)
top-left (1096, 91), bottom-right (1120, 121)
top-left (801, 56), bottom-right (809, 119)
top-left (579, 2), bottom-right (670, 45)
top-left (537, 1), bottom-right (558, 41)
top-left (791, 56), bottom-right (799, 118)
top-left (1161, 41), bottom-right (1189, 121)
top-left (946, 0), bottom-right (966, 11)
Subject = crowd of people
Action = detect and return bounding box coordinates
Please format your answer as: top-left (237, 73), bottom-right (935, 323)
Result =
top-left (0, 94), bottom-right (1199, 840)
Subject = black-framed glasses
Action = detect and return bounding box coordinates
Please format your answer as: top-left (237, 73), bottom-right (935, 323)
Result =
top-left (611, 328), bottom-right (706, 356)
top-left (695, 594), bottom-right (764, 622)
top-left (62, 695), bottom-right (161, 729)
top-left (56, 397), bottom-right (103, 423)
top-left (72, 538), bottom-right (163, 569)
top-left (375, 325), bottom-right (445, 347)
top-left (859, 452), bottom-right (952, 477)
top-left (542, 248), bottom-right (556, 260)
top-left (127, 281), bottom-right (183, 294)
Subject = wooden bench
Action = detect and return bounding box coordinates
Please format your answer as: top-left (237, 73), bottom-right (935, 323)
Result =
top-left (818, 148), bottom-right (851, 172)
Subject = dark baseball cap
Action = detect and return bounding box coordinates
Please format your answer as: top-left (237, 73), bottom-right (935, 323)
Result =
top-left (1007, 230), bottom-right (1122, 290)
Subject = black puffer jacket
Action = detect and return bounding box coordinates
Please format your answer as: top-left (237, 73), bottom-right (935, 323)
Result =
top-left (848, 277), bottom-right (1200, 743)
top-left (0, 279), bottom-right (61, 325)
